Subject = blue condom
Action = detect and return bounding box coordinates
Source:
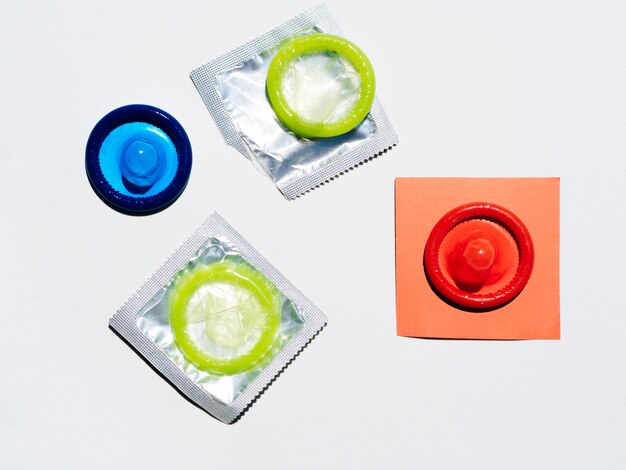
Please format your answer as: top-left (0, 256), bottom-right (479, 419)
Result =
top-left (86, 105), bottom-right (192, 215)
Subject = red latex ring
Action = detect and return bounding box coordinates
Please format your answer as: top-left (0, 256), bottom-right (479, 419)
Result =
top-left (424, 203), bottom-right (534, 310)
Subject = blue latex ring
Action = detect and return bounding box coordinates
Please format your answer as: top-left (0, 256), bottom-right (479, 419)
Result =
top-left (85, 104), bottom-right (192, 215)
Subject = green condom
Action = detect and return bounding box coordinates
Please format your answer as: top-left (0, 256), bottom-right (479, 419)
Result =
top-left (169, 260), bottom-right (282, 375)
top-left (266, 33), bottom-right (376, 138)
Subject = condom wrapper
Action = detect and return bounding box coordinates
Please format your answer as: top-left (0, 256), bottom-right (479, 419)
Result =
top-left (190, 3), bottom-right (398, 199)
top-left (109, 213), bottom-right (327, 423)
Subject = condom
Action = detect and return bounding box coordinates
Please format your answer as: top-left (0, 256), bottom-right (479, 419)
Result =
top-left (424, 203), bottom-right (534, 310)
top-left (169, 260), bottom-right (282, 375)
top-left (267, 34), bottom-right (375, 138)
top-left (85, 104), bottom-right (192, 215)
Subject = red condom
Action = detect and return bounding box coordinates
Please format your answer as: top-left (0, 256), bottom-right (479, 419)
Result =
top-left (424, 203), bottom-right (534, 309)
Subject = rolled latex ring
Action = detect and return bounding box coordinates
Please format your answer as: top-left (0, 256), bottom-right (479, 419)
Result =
top-left (85, 104), bottom-right (192, 215)
top-left (169, 261), bottom-right (282, 375)
top-left (266, 33), bottom-right (376, 138)
top-left (424, 203), bottom-right (534, 310)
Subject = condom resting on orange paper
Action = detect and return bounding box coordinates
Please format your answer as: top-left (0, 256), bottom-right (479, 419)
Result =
top-left (424, 202), bottom-right (534, 310)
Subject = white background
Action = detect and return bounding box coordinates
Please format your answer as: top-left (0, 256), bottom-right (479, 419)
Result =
top-left (1, 1), bottom-right (625, 468)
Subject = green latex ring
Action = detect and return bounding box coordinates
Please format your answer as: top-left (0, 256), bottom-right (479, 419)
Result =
top-left (266, 33), bottom-right (376, 138)
top-left (169, 261), bottom-right (282, 375)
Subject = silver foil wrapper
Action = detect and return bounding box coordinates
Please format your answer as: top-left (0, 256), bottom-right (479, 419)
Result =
top-left (109, 213), bottom-right (327, 423)
top-left (190, 3), bottom-right (398, 199)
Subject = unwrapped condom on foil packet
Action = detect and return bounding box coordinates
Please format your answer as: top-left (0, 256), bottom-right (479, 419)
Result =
top-left (109, 213), bottom-right (327, 423)
top-left (190, 3), bottom-right (398, 199)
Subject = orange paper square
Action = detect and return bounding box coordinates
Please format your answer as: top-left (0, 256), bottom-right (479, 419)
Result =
top-left (395, 177), bottom-right (560, 340)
